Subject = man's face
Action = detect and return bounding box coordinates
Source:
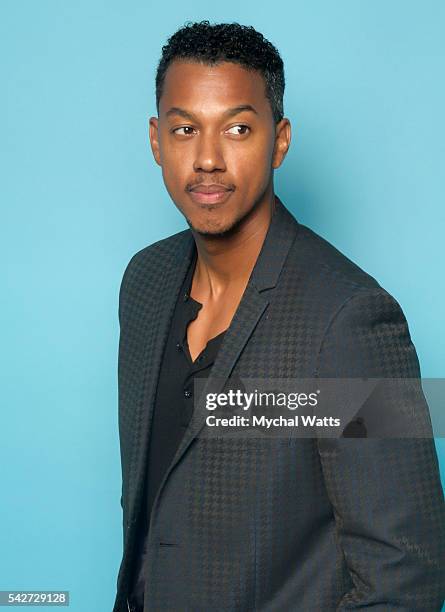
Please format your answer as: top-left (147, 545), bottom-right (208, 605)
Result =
top-left (149, 60), bottom-right (290, 236)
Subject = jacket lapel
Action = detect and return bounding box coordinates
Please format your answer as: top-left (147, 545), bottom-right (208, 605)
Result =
top-left (173, 282), bottom-right (270, 454)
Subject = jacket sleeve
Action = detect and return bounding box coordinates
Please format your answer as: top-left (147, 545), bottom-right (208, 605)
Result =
top-left (315, 288), bottom-right (445, 611)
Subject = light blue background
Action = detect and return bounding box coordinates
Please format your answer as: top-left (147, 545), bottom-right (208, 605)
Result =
top-left (1, 2), bottom-right (444, 610)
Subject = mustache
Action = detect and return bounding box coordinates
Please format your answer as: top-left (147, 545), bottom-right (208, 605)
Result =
top-left (186, 177), bottom-right (236, 191)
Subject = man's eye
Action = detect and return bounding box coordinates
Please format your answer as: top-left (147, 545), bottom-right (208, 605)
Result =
top-left (173, 126), bottom-right (195, 136)
top-left (226, 125), bottom-right (250, 136)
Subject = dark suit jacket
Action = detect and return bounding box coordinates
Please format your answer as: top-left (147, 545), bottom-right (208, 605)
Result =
top-left (114, 197), bottom-right (445, 611)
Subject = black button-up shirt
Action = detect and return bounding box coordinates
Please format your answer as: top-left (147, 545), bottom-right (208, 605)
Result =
top-left (128, 250), bottom-right (227, 610)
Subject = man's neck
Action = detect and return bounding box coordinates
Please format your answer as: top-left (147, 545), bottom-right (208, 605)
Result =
top-left (190, 193), bottom-right (276, 301)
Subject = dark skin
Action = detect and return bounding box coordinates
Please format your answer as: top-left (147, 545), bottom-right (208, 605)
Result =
top-left (149, 60), bottom-right (291, 361)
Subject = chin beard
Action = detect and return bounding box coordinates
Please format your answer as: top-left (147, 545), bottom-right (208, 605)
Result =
top-left (185, 200), bottom-right (264, 238)
top-left (186, 212), bottom-right (246, 238)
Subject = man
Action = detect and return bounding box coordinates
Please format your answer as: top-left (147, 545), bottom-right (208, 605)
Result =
top-left (114, 21), bottom-right (445, 612)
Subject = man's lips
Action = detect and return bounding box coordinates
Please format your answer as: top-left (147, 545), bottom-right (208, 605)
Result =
top-left (187, 183), bottom-right (234, 205)
top-left (189, 184), bottom-right (233, 193)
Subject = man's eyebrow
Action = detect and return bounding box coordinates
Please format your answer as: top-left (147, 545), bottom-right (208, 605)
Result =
top-left (224, 105), bottom-right (258, 118)
top-left (165, 105), bottom-right (258, 121)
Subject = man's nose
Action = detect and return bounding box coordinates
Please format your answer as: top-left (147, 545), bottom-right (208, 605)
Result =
top-left (193, 133), bottom-right (226, 173)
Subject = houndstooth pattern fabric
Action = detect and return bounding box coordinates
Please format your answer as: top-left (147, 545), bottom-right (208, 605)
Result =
top-left (113, 197), bottom-right (445, 611)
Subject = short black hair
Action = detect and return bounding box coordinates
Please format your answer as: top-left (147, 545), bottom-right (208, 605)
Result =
top-left (156, 20), bottom-right (285, 123)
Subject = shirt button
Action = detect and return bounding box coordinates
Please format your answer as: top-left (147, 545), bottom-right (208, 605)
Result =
top-left (184, 389), bottom-right (192, 398)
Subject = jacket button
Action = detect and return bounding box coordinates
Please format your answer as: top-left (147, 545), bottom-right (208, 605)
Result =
top-left (184, 389), bottom-right (192, 398)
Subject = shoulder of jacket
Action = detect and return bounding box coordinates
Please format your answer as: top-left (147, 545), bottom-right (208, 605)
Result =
top-left (285, 221), bottom-right (409, 326)
top-left (292, 222), bottom-right (383, 294)
top-left (120, 228), bottom-right (191, 287)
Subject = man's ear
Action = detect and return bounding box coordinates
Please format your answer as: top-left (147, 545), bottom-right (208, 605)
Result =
top-left (149, 116), bottom-right (161, 166)
top-left (272, 118), bottom-right (291, 169)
